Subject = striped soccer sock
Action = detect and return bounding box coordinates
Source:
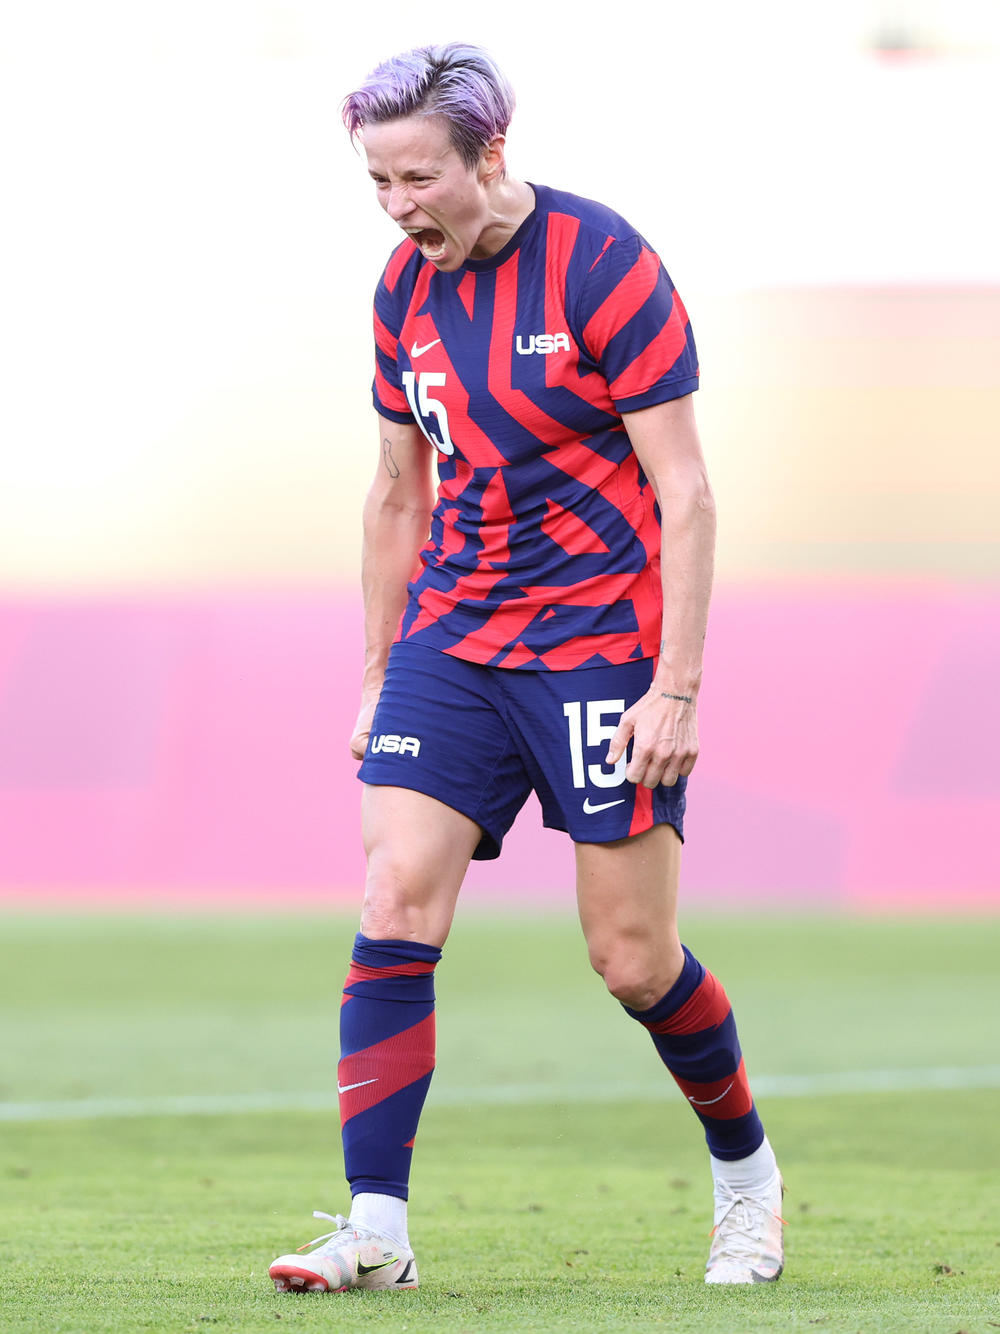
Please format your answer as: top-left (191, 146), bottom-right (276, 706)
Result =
top-left (624, 946), bottom-right (765, 1161)
top-left (338, 933), bottom-right (441, 1200)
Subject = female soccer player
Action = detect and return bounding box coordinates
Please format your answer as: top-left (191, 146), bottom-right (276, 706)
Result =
top-left (269, 42), bottom-right (784, 1293)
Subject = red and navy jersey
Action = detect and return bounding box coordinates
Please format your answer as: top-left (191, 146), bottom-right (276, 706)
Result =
top-left (372, 183), bottom-right (699, 671)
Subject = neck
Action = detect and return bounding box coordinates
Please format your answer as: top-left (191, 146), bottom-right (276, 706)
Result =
top-left (471, 178), bottom-right (535, 259)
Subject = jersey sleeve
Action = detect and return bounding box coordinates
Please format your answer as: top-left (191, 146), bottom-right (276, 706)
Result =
top-left (371, 251), bottom-right (417, 424)
top-left (575, 235), bottom-right (699, 412)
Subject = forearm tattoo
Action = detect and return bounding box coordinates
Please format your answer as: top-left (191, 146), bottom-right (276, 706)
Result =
top-left (382, 437), bottom-right (400, 478)
top-left (659, 641), bottom-right (693, 704)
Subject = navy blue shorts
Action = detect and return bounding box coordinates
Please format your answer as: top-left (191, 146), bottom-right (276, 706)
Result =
top-left (358, 641), bottom-right (686, 860)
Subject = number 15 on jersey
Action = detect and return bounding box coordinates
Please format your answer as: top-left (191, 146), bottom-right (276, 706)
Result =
top-left (401, 370), bottom-right (455, 456)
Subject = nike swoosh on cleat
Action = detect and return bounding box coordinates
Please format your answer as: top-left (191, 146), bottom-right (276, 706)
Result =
top-left (582, 797), bottom-right (626, 814)
top-left (688, 1081), bottom-right (734, 1106)
top-left (410, 338), bottom-right (441, 358)
top-left (356, 1257), bottom-right (398, 1277)
top-left (337, 1078), bottom-right (379, 1094)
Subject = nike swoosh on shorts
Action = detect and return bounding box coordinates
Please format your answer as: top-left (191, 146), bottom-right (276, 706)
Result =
top-left (582, 797), bottom-right (626, 814)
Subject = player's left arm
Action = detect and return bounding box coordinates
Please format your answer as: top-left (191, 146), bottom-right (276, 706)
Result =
top-left (606, 393), bottom-right (717, 788)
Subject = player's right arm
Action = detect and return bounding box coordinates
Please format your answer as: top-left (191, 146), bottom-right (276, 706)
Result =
top-left (350, 414), bottom-right (436, 760)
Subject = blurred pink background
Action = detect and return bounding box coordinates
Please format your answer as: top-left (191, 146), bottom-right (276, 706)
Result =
top-left (1, 577), bottom-right (997, 909)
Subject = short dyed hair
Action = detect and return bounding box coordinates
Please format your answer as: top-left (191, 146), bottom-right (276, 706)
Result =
top-left (342, 43), bottom-right (516, 169)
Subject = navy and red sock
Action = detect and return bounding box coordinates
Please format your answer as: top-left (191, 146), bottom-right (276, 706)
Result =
top-left (338, 933), bottom-right (441, 1200)
top-left (624, 945), bottom-right (765, 1161)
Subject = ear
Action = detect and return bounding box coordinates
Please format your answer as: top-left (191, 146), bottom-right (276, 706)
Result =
top-left (478, 134), bottom-right (507, 184)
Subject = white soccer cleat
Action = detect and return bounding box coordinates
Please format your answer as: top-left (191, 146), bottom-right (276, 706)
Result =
top-left (704, 1171), bottom-right (785, 1284)
top-left (269, 1211), bottom-right (418, 1293)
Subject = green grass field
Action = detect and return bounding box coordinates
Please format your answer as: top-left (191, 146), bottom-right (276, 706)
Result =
top-left (2, 911), bottom-right (999, 1333)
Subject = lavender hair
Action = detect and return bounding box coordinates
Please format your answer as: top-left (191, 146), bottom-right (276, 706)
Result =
top-left (341, 44), bottom-right (515, 169)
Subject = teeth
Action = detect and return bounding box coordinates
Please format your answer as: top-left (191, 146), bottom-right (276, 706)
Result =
top-left (402, 226), bottom-right (447, 262)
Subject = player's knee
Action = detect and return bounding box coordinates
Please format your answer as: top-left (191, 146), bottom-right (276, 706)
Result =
top-left (360, 878), bottom-right (420, 940)
top-left (587, 944), bottom-right (645, 1006)
top-left (360, 854), bottom-right (445, 942)
top-left (588, 940), bottom-right (685, 1011)
top-left (602, 966), bottom-right (663, 1011)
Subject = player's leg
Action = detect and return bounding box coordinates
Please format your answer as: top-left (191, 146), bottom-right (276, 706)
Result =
top-left (270, 786), bottom-right (479, 1294)
top-left (575, 827), bottom-right (784, 1284)
top-left (341, 784), bottom-right (481, 1237)
top-left (271, 643), bottom-right (532, 1294)
top-left (359, 781), bottom-right (481, 947)
top-left (574, 821), bottom-right (684, 1007)
top-left (497, 659), bottom-right (783, 1285)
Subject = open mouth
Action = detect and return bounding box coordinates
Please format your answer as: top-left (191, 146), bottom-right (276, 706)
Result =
top-left (407, 227), bottom-right (447, 262)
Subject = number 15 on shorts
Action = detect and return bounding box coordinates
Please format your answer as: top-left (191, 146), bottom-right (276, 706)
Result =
top-left (562, 699), bottom-right (627, 789)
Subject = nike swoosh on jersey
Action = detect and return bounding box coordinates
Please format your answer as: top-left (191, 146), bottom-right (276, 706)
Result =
top-left (410, 338), bottom-right (441, 358)
top-left (582, 797), bottom-right (627, 814)
top-left (337, 1077), bottom-right (380, 1094)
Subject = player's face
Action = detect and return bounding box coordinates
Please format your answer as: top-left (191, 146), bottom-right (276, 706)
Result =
top-left (362, 115), bottom-right (500, 272)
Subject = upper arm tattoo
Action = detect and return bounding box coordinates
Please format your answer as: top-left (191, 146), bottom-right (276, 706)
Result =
top-left (382, 437), bottom-right (400, 478)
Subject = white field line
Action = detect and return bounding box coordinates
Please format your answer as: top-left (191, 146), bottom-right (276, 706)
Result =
top-left (3, 1065), bottom-right (1000, 1123)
